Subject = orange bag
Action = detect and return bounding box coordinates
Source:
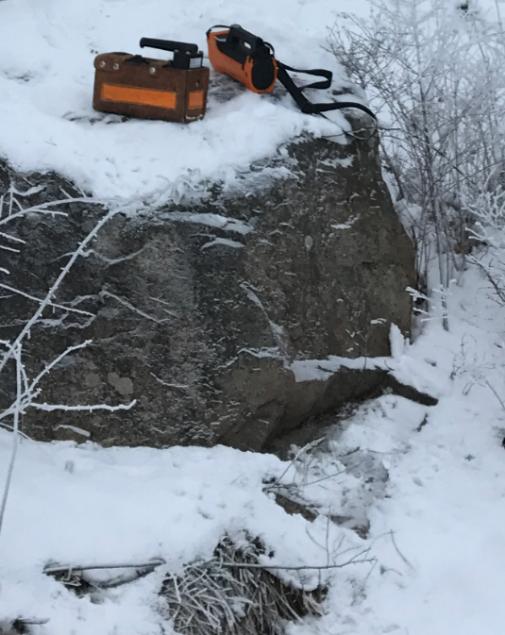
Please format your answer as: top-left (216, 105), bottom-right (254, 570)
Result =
top-left (207, 24), bottom-right (277, 94)
top-left (207, 24), bottom-right (376, 120)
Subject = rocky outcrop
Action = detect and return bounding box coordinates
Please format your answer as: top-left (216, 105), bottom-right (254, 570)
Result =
top-left (0, 130), bottom-right (416, 452)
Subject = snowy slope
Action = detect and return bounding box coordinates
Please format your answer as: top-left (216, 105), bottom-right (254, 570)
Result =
top-left (329, 267), bottom-right (505, 635)
top-left (3, 1), bottom-right (505, 633)
top-left (2, 261), bottom-right (505, 634)
top-left (0, 437), bottom-right (370, 634)
top-left (0, 0), bottom-right (374, 205)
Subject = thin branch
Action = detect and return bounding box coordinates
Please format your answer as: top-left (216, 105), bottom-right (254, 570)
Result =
top-left (43, 559), bottom-right (166, 575)
top-left (27, 341), bottom-right (92, 395)
top-left (0, 283), bottom-right (96, 319)
top-left (0, 207), bottom-right (115, 374)
top-left (220, 550), bottom-right (374, 571)
top-left (0, 344), bottom-right (22, 536)
top-left (30, 400), bottom-right (136, 413)
top-left (0, 196), bottom-right (97, 228)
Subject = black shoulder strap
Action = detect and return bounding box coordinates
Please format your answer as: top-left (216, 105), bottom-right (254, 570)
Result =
top-left (277, 61), bottom-right (376, 120)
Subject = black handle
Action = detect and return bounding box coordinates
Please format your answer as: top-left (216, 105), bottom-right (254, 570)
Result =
top-left (139, 38), bottom-right (198, 54)
top-left (227, 25), bottom-right (264, 50)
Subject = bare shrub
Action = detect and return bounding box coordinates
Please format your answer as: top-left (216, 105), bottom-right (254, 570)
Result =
top-left (329, 0), bottom-right (505, 329)
top-left (467, 185), bottom-right (505, 304)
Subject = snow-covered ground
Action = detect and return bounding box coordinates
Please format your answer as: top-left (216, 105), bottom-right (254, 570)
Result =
top-left (1, 261), bottom-right (505, 634)
top-left (0, 0), bottom-right (373, 206)
top-left (0, 0), bottom-right (500, 206)
top-left (3, 1), bottom-right (505, 633)
top-left (317, 266), bottom-right (505, 635)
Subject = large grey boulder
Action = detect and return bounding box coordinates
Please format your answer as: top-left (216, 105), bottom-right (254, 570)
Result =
top-left (0, 131), bottom-right (415, 451)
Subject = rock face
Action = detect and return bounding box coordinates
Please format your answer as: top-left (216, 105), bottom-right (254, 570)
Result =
top-left (0, 132), bottom-right (416, 451)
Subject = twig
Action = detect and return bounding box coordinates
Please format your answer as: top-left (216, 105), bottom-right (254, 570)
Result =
top-left (389, 531), bottom-right (415, 570)
top-left (0, 344), bottom-right (22, 536)
top-left (484, 379), bottom-right (505, 412)
top-left (31, 400), bottom-right (136, 413)
top-left (220, 548), bottom-right (374, 571)
top-left (0, 196), bottom-right (97, 227)
top-left (0, 283), bottom-right (96, 319)
top-left (0, 208), bottom-right (115, 374)
top-left (44, 558), bottom-right (166, 575)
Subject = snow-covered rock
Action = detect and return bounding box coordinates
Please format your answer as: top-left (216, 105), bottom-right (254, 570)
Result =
top-left (0, 131), bottom-right (415, 451)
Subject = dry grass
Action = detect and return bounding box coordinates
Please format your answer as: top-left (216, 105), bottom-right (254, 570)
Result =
top-left (0, 620), bottom-right (30, 635)
top-left (159, 533), bottom-right (326, 635)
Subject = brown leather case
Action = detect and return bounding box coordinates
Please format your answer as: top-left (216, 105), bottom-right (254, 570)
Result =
top-left (93, 52), bottom-right (209, 123)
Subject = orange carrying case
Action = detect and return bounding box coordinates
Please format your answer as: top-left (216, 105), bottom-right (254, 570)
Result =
top-left (207, 25), bottom-right (277, 94)
top-left (206, 24), bottom-right (377, 121)
top-left (93, 39), bottom-right (209, 123)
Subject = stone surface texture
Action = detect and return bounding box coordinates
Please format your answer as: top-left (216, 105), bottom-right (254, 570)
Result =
top-left (0, 131), bottom-right (416, 451)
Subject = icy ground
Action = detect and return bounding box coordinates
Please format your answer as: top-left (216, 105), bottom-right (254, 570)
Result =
top-left (1, 261), bottom-right (505, 634)
top-left (0, 0), bottom-right (375, 206)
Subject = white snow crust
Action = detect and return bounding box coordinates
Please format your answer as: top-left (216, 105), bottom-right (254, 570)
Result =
top-left (2, 263), bottom-right (505, 634)
top-left (0, 0), bottom-right (368, 206)
top-left (3, 1), bottom-right (505, 634)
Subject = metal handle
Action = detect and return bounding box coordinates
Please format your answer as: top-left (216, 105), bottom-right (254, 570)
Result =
top-left (139, 38), bottom-right (198, 55)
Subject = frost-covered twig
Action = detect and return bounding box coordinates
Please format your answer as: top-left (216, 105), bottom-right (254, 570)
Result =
top-left (265, 437), bottom-right (326, 490)
top-left (100, 289), bottom-right (171, 324)
top-left (0, 179), bottom-right (96, 259)
top-left (30, 401), bottom-right (136, 413)
top-left (0, 344), bottom-right (22, 536)
top-left (0, 340), bottom-right (134, 424)
top-left (44, 559), bottom-right (166, 575)
top-left (388, 531), bottom-right (415, 571)
top-left (220, 547), bottom-right (374, 571)
top-left (0, 195), bottom-right (96, 227)
top-left (0, 195), bottom-right (126, 545)
top-left (0, 208), bottom-right (115, 373)
top-left (0, 282), bottom-right (96, 318)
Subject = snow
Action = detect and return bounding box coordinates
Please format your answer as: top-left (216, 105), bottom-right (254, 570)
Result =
top-left (0, 0), bottom-right (374, 207)
top-left (323, 266), bottom-right (505, 635)
top-left (2, 261), bottom-right (505, 634)
top-left (200, 236), bottom-right (244, 250)
top-left (287, 324), bottom-right (446, 402)
top-left (0, 438), bottom-right (364, 634)
top-left (159, 212), bottom-right (252, 235)
top-left (3, 0), bottom-right (505, 633)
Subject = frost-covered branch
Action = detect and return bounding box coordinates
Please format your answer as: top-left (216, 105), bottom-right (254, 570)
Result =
top-left (329, 0), bottom-right (505, 330)
top-left (0, 282), bottom-right (96, 318)
top-left (467, 186), bottom-right (505, 306)
top-left (0, 186), bottom-right (130, 544)
top-left (0, 178), bottom-right (96, 258)
top-left (0, 207), bottom-right (115, 373)
top-left (30, 400), bottom-right (136, 413)
top-left (0, 343), bottom-right (22, 536)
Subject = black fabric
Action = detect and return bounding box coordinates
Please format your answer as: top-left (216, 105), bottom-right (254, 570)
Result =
top-left (251, 53), bottom-right (276, 90)
top-left (206, 24), bottom-right (375, 119)
top-left (277, 61), bottom-right (376, 119)
top-left (209, 24), bottom-right (274, 67)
